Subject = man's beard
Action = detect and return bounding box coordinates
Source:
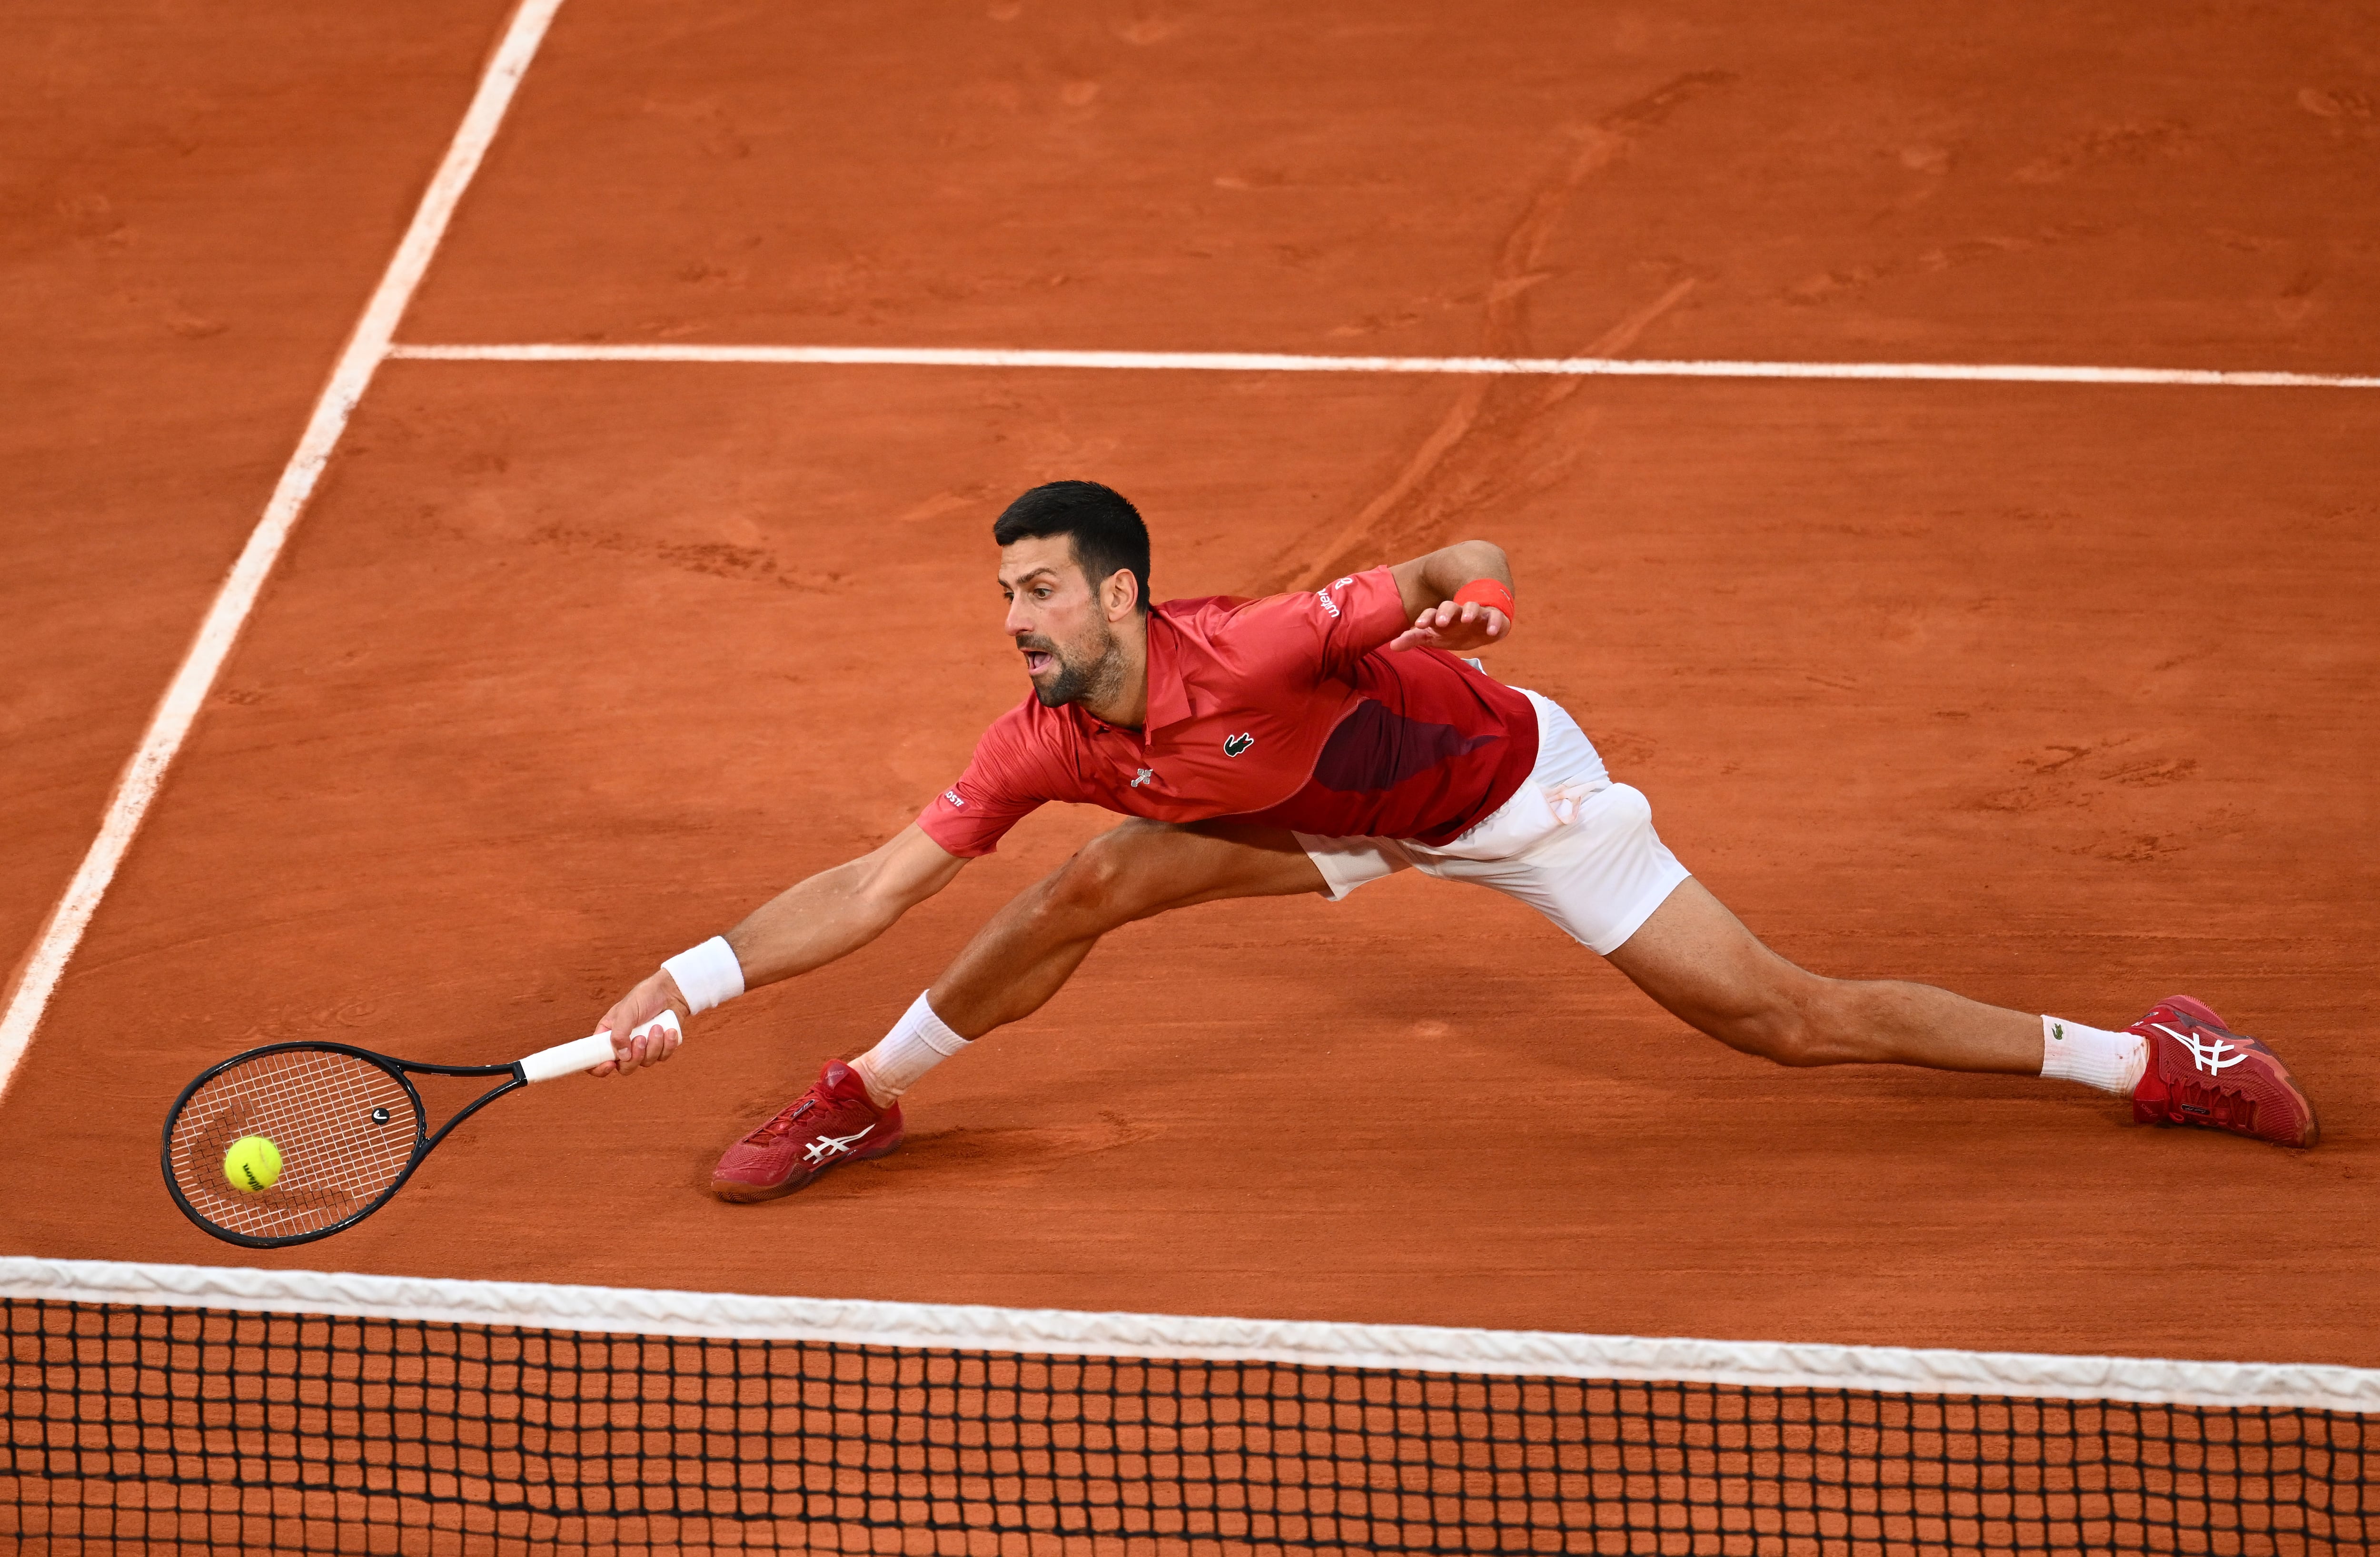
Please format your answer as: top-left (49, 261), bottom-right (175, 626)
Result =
top-left (1021, 625), bottom-right (1125, 710)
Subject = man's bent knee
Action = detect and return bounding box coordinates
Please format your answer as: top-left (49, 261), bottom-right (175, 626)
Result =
top-left (1037, 824), bottom-right (1170, 925)
top-left (1051, 819), bottom-right (1324, 918)
top-left (1701, 977), bottom-right (1869, 1068)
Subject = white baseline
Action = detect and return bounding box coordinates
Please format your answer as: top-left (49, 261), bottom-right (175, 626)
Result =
top-left (388, 341), bottom-right (2380, 389)
top-left (0, 0), bottom-right (572, 1102)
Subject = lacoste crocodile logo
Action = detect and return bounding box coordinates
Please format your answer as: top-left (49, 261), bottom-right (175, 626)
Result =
top-left (1222, 732), bottom-right (1254, 757)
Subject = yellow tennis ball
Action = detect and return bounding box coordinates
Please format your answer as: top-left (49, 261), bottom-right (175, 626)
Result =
top-left (224, 1135), bottom-right (282, 1193)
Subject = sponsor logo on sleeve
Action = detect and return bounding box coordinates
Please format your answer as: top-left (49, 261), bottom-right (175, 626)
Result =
top-left (1222, 732), bottom-right (1255, 757)
top-left (1315, 586), bottom-right (1340, 619)
top-left (942, 788), bottom-right (966, 808)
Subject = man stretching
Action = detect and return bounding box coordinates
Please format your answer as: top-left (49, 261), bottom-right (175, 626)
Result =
top-left (595, 481), bottom-right (2318, 1200)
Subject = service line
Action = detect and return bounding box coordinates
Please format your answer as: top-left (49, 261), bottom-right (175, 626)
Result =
top-left (387, 341), bottom-right (2380, 390)
top-left (0, 0), bottom-right (571, 1101)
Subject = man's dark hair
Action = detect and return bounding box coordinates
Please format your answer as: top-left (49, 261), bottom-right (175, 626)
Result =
top-left (992, 481), bottom-right (1151, 613)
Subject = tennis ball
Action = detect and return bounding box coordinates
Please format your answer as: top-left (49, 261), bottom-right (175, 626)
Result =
top-left (224, 1135), bottom-right (282, 1193)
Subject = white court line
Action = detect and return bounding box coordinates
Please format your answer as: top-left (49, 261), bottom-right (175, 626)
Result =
top-left (0, 0), bottom-right (570, 1103)
top-left (388, 341), bottom-right (2380, 389)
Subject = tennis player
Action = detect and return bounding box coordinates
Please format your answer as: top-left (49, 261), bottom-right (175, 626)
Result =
top-left (596, 482), bottom-right (2318, 1200)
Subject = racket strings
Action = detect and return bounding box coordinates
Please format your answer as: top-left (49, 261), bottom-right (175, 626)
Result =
top-left (167, 1049), bottom-right (420, 1240)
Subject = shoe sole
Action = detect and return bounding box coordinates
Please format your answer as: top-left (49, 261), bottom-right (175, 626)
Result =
top-left (2157, 995), bottom-right (2320, 1149)
top-left (709, 1135), bottom-right (903, 1203)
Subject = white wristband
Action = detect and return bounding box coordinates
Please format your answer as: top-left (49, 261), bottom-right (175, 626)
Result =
top-left (661, 936), bottom-right (745, 1015)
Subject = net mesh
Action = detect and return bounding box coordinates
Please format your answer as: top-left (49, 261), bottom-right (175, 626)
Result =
top-left (2, 1290), bottom-right (2369, 1556)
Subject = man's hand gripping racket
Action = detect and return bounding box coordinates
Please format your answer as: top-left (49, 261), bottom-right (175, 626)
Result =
top-left (160, 1012), bottom-right (680, 1248)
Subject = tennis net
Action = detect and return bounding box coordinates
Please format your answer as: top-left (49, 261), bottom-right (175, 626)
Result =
top-left (2, 1257), bottom-right (2371, 1555)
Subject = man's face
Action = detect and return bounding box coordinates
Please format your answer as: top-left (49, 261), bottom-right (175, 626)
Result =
top-left (999, 534), bottom-right (1121, 709)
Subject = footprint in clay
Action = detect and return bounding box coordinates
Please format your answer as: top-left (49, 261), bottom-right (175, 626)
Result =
top-left (878, 1111), bottom-right (1153, 1185)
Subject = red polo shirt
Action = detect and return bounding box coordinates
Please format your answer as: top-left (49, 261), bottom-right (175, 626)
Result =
top-left (918, 567), bottom-right (1538, 856)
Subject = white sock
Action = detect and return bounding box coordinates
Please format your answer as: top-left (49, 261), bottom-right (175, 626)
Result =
top-left (2040, 1015), bottom-right (2148, 1096)
top-left (849, 991), bottom-right (971, 1109)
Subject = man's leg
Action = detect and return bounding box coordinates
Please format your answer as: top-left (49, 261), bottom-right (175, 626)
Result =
top-left (1602, 878), bottom-right (2039, 1071)
top-left (1597, 877), bottom-right (2317, 1144)
top-left (841, 820), bottom-right (1325, 1108)
top-left (712, 824), bottom-right (1318, 1201)
top-left (930, 819), bottom-right (1325, 1035)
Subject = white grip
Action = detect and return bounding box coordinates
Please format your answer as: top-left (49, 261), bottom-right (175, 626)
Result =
top-left (518, 1010), bottom-right (680, 1084)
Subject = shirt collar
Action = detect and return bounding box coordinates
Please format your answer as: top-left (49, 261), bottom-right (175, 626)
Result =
top-left (1142, 607), bottom-right (1193, 731)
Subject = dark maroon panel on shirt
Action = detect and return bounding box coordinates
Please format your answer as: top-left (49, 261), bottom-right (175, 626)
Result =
top-left (1310, 698), bottom-right (1502, 794)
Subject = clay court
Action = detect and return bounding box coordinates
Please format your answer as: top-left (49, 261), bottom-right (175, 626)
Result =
top-left (5, 0), bottom-right (2379, 1469)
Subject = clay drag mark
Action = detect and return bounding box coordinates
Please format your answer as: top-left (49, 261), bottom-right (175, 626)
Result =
top-left (875, 1111), bottom-right (1155, 1189)
top-left (1262, 73), bottom-right (1730, 591)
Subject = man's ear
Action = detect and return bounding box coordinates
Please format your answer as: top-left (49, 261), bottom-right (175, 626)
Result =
top-left (1102, 568), bottom-right (1140, 620)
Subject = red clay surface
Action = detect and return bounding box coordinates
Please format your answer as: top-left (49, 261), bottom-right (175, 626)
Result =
top-left (4, 0), bottom-right (2377, 1370)
top-left (0, 0), bottom-right (515, 998)
top-left (406, 0), bottom-right (2380, 371)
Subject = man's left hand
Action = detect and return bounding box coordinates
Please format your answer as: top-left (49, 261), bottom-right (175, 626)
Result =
top-left (1389, 599), bottom-right (1511, 652)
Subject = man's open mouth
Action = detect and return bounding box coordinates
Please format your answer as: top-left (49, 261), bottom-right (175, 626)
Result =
top-left (1022, 650), bottom-right (1054, 674)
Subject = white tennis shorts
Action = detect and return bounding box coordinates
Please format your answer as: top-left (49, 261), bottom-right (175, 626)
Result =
top-left (1295, 689), bottom-right (1690, 955)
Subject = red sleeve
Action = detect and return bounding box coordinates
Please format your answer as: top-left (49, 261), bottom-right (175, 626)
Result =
top-left (1280, 565), bottom-right (1412, 680)
top-left (916, 703), bottom-right (1053, 858)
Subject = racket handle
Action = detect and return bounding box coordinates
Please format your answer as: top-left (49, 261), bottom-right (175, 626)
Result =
top-left (519, 1010), bottom-right (681, 1084)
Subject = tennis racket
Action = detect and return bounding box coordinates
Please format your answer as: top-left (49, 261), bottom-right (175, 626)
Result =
top-left (160, 1012), bottom-right (679, 1248)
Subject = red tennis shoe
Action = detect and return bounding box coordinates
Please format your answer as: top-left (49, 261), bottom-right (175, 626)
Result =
top-left (2130, 996), bottom-right (2318, 1148)
top-left (710, 1060), bottom-right (903, 1202)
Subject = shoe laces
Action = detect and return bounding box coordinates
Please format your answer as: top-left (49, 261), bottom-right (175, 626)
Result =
top-left (745, 1092), bottom-right (821, 1145)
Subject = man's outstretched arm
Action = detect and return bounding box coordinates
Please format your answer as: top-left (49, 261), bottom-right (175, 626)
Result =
top-left (1384, 539), bottom-right (1514, 652)
top-left (593, 824), bottom-right (967, 1074)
